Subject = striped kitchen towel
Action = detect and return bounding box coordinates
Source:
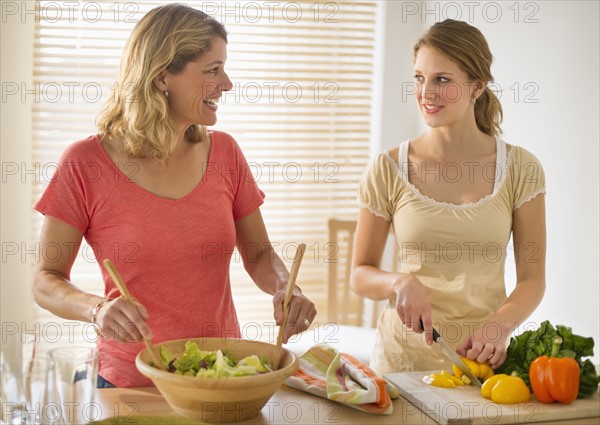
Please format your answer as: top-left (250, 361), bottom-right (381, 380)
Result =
top-left (284, 343), bottom-right (399, 415)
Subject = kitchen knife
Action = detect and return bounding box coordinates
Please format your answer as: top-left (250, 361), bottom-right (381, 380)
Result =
top-left (420, 319), bottom-right (483, 388)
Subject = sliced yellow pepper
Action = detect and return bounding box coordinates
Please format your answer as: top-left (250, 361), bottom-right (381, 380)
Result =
top-left (423, 357), bottom-right (496, 390)
top-left (481, 373), bottom-right (531, 404)
top-left (452, 357), bottom-right (495, 382)
top-left (423, 373), bottom-right (456, 388)
top-left (433, 373), bottom-right (457, 388)
top-left (441, 370), bottom-right (465, 386)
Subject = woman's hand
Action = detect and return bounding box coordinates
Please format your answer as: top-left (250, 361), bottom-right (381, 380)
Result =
top-left (95, 297), bottom-right (153, 343)
top-left (273, 287), bottom-right (317, 343)
top-left (393, 274), bottom-right (435, 345)
top-left (456, 322), bottom-right (510, 369)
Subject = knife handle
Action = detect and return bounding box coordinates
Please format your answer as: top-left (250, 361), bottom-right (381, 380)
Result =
top-left (431, 326), bottom-right (441, 342)
top-left (419, 318), bottom-right (441, 342)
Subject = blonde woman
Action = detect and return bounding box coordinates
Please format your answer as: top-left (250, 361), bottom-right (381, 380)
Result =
top-left (33, 4), bottom-right (316, 388)
top-left (351, 20), bottom-right (546, 375)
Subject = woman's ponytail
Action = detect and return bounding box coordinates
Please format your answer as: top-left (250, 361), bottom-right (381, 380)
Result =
top-left (475, 86), bottom-right (503, 137)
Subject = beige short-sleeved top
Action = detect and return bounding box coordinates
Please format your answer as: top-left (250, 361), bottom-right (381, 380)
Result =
top-left (358, 139), bottom-right (546, 375)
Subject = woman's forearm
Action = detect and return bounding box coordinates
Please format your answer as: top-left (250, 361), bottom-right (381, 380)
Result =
top-left (33, 269), bottom-right (102, 322)
top-left (350, 265), bottom-right (402, 301)
top-left (487, 276), bottom-right (546, 333)
top-left (243, 244), bottom-right (290, 295)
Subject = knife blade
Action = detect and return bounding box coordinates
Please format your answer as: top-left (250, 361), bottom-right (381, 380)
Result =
top-left (420, 319), bottom-right (483, 387)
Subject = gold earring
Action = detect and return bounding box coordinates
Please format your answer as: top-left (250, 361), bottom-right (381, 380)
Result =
top-left (164, 90), bottom-right (169, 98)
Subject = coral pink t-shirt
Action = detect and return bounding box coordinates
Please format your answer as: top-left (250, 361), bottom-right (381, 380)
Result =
top-left (34, 131), bottom-right (265, 387)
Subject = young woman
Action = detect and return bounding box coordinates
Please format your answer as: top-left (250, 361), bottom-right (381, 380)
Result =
top-left (33, 4), bottom-right (316, 388)
top-left (351, 19), bottom-right (546, 375)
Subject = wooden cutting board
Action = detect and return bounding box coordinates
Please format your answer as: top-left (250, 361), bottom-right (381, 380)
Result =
top-left (385, 371), bottom-right (600, 425)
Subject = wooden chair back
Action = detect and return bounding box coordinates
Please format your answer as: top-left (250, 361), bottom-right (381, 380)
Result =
top-left (327, 218), bottom-right (398, 328)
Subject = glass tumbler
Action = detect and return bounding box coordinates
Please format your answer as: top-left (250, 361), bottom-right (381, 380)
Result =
top-left (48, 347), bottom-right (98, 425)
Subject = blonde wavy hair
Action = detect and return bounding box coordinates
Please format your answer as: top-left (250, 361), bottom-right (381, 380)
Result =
top-left (414, 19), bottom-right (503, 137)
top-left (97, 3), bottom-right (227, 158)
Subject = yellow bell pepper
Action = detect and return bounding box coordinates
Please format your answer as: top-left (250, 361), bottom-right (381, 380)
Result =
top-left (481, 373), bottom-right (531, 404)
top-left (481, 374), bottom-right (508, 399)
top-left (452, 357), bottom-right (495, 382)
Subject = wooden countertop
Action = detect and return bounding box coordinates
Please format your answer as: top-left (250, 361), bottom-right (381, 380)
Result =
top-left (94, 385), bottom-right (600, 425)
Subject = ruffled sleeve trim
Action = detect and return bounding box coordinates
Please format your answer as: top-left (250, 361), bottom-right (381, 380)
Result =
top-left (357, 199), bottom-right (392, 222)
top-left (514, 187), bottom-right (546, 210)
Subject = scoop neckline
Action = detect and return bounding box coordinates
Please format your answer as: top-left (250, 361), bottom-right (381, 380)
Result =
top-left (385, 139), bottom-right (514, 210)
top-left (94, 133), bottom-right (214, 204)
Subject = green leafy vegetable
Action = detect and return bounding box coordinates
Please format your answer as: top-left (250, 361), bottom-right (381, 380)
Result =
top-left (495, 320), bottom-right (600, 398)
top-left (157, 341), bottom-right (272, 378)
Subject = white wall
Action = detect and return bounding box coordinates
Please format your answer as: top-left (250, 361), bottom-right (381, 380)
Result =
top-left (371, 1), bottom-right (421, 156)
top-left (1, 14), bottom-right (35, 329)
top-left (376, 1), bottom-right (599, 361)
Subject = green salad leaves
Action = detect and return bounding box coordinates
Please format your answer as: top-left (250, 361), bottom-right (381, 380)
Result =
top-left (158, 341), bottom-right (272, 378)
top-left (495, 320), bottom-right (600, 398)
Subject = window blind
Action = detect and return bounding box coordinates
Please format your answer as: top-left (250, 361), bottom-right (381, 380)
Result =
top-left (32, 0), bottom-right (377, 349)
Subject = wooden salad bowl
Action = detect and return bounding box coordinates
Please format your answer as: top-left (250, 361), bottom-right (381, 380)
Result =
top-left (136, 337), bottom-right (300, 423)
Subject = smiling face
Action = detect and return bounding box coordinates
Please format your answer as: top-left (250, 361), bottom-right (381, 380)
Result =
top-left (413, 45), bottom-right (483, 131)
top-left (160, 37), bottom-right (233, 129)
